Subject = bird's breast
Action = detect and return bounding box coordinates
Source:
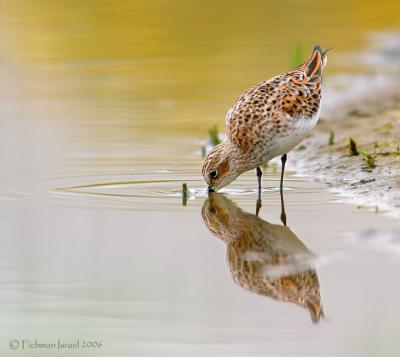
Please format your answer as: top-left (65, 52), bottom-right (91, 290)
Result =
top-left (260, 111), bottom-right (320, 162)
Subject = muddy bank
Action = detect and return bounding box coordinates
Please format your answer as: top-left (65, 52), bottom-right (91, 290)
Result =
top-left (286, 31), bottom-right (400, 216)
top-left (290, 93), bottom-right (400, 216)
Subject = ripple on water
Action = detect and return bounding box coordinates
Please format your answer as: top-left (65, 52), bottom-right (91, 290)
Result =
top-left (51, 170), bottom-right (330, 211)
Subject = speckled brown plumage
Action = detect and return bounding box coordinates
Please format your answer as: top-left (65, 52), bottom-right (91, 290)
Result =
top-left (203, 46), bottom-right (329, 191)
top-left (202, 193), bottom-right (324, 323)
top-left (226, 65), bottom-right (322, 157)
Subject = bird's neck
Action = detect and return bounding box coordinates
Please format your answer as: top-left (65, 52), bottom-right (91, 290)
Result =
top-left (222, 141), bottom-right (256, 174)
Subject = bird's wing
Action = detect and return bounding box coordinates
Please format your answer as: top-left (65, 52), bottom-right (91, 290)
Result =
top-left (273, 72), bottom-right (322, 119)
top-left (225, 45), bottom-right (327, 153)
top-left (225, 73), bottom-right (321, 152)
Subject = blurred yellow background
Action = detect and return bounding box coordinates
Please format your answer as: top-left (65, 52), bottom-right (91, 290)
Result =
top-left (0, 0), bottom-right (399, 136)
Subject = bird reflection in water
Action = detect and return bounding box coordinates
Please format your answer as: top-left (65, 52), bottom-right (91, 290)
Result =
top-left (201, 192), bottom-right (324, 323)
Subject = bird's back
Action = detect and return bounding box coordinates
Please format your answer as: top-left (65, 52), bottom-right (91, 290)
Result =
top-left (226, 46), bottom-right (327, 163)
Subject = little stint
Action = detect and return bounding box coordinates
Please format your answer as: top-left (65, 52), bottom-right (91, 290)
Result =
top-left (202, 45), bottom-right (329, 193)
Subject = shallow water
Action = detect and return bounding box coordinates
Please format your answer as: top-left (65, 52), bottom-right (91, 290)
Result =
top-left (2, 136), bottom-right (400, 356)
top-left (1, 1), bottom-right (400, 356)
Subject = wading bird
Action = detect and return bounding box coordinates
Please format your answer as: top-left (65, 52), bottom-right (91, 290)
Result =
top-left (202, 46), bottom-right (329, 193)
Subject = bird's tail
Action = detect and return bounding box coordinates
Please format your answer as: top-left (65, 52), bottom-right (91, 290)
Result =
top-left (305, 296), bottom-right (325, 323)
top-left (304, 45), bottom-right (331, 78)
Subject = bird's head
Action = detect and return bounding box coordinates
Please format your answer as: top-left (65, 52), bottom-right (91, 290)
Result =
top-left (202, 142), bottom-right (246, 192)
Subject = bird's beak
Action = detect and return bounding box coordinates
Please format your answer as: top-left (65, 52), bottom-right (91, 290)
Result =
top-left (208, 186), bottom-right (215, 193)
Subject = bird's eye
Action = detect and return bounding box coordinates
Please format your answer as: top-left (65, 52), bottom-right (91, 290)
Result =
top-left (209, 170), bottom-right (217, 178)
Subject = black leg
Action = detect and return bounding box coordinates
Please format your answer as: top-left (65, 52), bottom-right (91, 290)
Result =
top-left (256, 166), bottom-right (262, 191)
top-left (256, 167), bottom-right (262, 216)
top-left (256, 196), bottom-right (262, 216)
top-left (280, 154), bottom-right (287, 192)
top-left (280, 187), bottom-right (287, 226)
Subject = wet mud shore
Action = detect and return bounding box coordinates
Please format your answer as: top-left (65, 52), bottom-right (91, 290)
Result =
top-left (291, 92), bottom-right (400, 216)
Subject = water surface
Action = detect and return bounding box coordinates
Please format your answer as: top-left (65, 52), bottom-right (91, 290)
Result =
top-left (0, 1), bottom-right (400, 356)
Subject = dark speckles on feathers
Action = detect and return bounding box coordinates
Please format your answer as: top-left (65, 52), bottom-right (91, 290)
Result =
top-left (223, 48), bottom-right (325, 165)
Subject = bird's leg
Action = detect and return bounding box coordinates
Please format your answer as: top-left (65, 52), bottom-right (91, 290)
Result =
top-left (256, 166), bottom-right (262, 216)
top-left (256, 191), bottom-right (262, 216)
top-left (256, 166), bottom-right (262, 191)
top-left (280, 154), bottom-right (287, 193)
top-left (280, 186), bottom-right (287, 226)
